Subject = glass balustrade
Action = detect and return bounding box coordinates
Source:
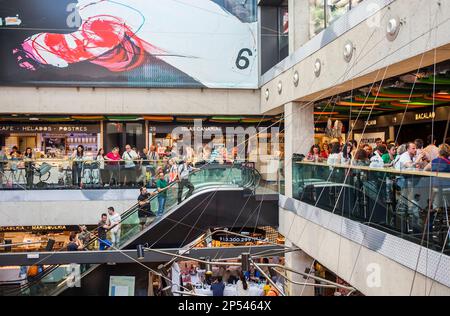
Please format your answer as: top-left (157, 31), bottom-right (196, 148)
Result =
top-left (0, 158), bottom-right (252, 190)
top-left (292, 160), bottom-right (450, 254)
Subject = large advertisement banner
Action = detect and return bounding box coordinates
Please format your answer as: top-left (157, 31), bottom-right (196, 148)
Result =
top-left (0, 0), bottom-right (258, 88)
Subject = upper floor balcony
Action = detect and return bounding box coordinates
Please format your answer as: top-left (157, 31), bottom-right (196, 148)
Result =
top-left (292, 159), bottom-right (450, 254)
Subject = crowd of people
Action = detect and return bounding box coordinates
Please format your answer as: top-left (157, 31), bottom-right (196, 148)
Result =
top-left (0, 141), bottom-right (246, 189)
top-left (66, 207), bottom-right (122, 251)
top-left (71, 144), bottom-right (237, 187)
top-left (173, 258), bottom-right (282, 297)
top-left (304, 135), bottom-right (450, 172)
top-left (65, 157), bottom-right (202, 251)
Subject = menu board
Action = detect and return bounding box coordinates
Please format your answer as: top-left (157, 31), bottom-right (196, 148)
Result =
top-left (109, 276), bottom-right (135, 296)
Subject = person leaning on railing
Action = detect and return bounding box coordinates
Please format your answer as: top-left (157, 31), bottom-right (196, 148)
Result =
top-left (394, 142), bottom-right (422, 171)
top-left (327, 142), bottom-right (342, 165)
top-left (341, 142), bottom-right (354, 165)
top-left (71, 145), bottom-right (86, 188)
top-left (423, 144), bottom-right (450, 172)
top-left (105, 147), bottom-right (121, 186)
top-left (369, 145), bottom-right (386, 168)
top-left (382, 144), bottom-right (397, 166)
top-left (122, 145), bottom-right (139, 186)
top-left (306, 144), bottom-right (323, 162)
top-left (352, 149), bottom-right (369, 167)
top-left (96, 148), bottom-right (109, 186)
top-left (24, 147), bottom-right (34, 189)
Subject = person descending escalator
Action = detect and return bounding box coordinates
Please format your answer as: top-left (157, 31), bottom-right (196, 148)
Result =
top-left (177, 160), bottom-right (199, 204)
top-left (67, 232), bottom-right (82, 251)
top-left (156, 172), bottom-right (168, 217)
top-left (107, 207), bottom-right (121, 248)
top-left (97, 213), bottom-right (111, 250)
top-left (138, 187), bottom-right (156, 230)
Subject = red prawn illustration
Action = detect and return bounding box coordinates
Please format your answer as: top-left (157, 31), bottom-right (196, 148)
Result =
top-left (14, 15), bottom-right (162, 72)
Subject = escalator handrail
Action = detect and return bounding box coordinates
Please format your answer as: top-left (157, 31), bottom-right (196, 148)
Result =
top-left (82, 163), bottom-right (258, 249)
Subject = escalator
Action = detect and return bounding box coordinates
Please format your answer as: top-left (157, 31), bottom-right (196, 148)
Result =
top-left (3, 163), bottom-right (278, 296)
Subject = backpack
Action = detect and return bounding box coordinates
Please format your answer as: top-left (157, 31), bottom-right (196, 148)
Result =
top-left (27, 265), bottom-right (39, 277)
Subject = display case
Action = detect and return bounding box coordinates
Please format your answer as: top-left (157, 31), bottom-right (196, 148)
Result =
top-left (67, 133), bottom-right (99, 157)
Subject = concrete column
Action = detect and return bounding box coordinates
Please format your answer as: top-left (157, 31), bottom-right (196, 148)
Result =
top-left (388, 126), bottom-right (395, 142)
top-left (288, 0), bottom-right (310, 54)
top-left (284, 102), bottom-right (314, 197)
top-left (284, 239), bottom-right (315, 296)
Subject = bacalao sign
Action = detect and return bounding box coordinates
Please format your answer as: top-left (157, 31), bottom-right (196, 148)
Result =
top-left (415, 112), bottom-right (436, 120)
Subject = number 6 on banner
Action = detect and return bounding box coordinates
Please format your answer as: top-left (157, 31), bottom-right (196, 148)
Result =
top-left (236, 48), bottom-right (253, 70)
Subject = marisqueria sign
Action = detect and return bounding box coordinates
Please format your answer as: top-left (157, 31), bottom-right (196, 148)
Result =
top-left (0, 225), bottom-right (68, 232)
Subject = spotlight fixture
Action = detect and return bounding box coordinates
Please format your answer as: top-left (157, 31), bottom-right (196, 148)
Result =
top-left (314, 59), bottom-right (321, 77)
top-left (386, 17), bottom-right (401, 41)
top-left (265, 88), bottom-right (269, 100)
top-left (277, 81), bottom-right (282, 94)
top-left (293, 71), bottom-right (299, 87)
top-left (343, 41), bottom-right (354, 62)
top-left (137, 244), bottom-right (145, 260)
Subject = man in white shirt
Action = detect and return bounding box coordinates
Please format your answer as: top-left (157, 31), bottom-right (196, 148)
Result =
top-left (395, 142), bottom-right (417, 170)
top-left (177, 160), bottom-right (199, 204)
top-left (122, 144), bottom-right (138, 186)
top-left (369, 146), bottom-right (385, 168)
top-left (107, 207), bottom-right (121, 247)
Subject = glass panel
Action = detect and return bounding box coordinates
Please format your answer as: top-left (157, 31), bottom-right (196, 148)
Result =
top-left (105, 122), bottom-right (124, 151)
top-left (326, 0), bottom-right (350, 27)
top-left (310, 0), bottom-right (325, 37)
top-left (4, 263), bottom-right (94, 296)
top-left (350, 0), bottom-right (364, 9)
top-left (125, 123), bottom-right (145, 151)
top-left (219, 0), bottom-right (257, 23)
top-left (292, 161), bottom-right (450, 254)
top-left (278, 6), bottom-right (289, 61)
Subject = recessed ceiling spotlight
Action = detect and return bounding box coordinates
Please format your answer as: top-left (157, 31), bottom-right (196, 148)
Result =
top-left (293, 71), bottom-right (299, 87)
top-left (314, 59), bottom-right (321, 77)
top-left (386, 17), bottom-right (401, 41)
top-left (343, 41), bottom-right (354, 62)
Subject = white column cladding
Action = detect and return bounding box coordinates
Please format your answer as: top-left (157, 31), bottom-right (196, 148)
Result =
top-left (284, 102), bottom-right (314, 197)
top-left (288, 0), bottom-right (311, 54)
top-left (389, 126), bottom-right (395, 141)
top-left (284, 239), bottom-right (315, 296)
